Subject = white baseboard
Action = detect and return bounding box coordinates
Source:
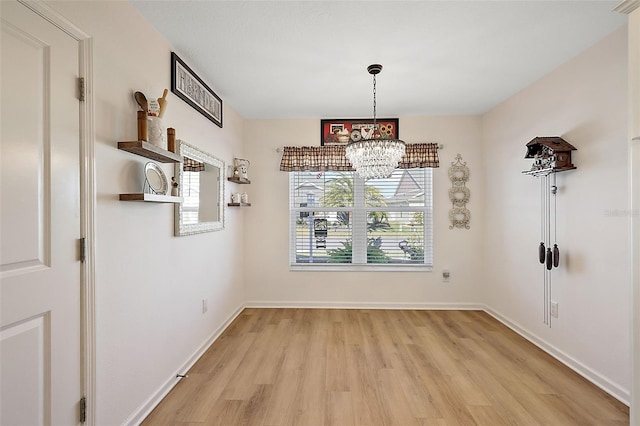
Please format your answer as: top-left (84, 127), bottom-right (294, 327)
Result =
top-left (123, 304), bottom-right (245, 426)
top-left (483, 305), bottom-right (630, 406)
top-left (244, 300), bottom-right (484, 310)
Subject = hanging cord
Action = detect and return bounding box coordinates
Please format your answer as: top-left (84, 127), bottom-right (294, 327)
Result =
top-left (546, 174), bottom-right (553, 270)
top-left (553, 173), bottom-right (557, 242)
top-left (552, 173), bottom-right (559, 268)
top-left (548, 175), bottom-right (551, 325)
top-left (539, 176), bottom-right (545, 264)
top-left (542, 175), bottom-right (548, 325)
top-left (548, 175), bottom-right (551, 251)
top-left (540, 176), bottom-right (547, 324)
top-left (372, 73), bottom-right (377, 125)
top-left (541, 175), bottom-right (544, 242)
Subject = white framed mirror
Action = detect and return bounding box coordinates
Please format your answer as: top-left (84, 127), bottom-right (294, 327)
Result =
top-left (174, 140), bottom-right (225, 236)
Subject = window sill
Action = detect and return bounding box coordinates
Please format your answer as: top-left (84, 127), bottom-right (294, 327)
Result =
top-left (289, 264), bottom-right (433, 272)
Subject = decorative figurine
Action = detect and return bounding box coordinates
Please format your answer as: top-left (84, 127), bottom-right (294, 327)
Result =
top-left (233, 158), bottom-right (250, 181)
top-left (171, 177), bottom-right (179, 196)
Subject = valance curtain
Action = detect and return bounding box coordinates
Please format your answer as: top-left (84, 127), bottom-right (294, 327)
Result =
top-left (279, 142), bottom-right (440, 172)
top-left (183, 157), bottom-right (205, 172)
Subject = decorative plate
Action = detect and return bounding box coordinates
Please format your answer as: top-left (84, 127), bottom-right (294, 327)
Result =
top-left (144, 162), bottom-right (168, 195)
top-left (449, 207), bottom-right (471, 230)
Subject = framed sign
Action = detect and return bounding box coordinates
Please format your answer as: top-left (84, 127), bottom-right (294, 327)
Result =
top-left (171, 52), bottom-right (223, 128)
top-left (321, 118), bottom-right (399, 146)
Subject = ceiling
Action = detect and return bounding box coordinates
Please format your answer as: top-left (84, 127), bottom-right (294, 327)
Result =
top-left (130, 1), bottom-right (626, 120)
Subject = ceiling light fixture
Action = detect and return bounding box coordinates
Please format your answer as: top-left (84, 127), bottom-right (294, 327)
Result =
top-left (345, 64), bottom-right (406, 179)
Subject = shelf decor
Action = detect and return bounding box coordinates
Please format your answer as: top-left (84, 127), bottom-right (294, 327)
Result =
top-left (171, 52), bottom-right (223, 128)
top-left (321, 118), bottom-right (399, 146)
top-left (143, 162), bottom-right (168, 195)
top-left (232, 158), bottom-right (250, 181)
top-left (117, 141), bottom-right (183, 204)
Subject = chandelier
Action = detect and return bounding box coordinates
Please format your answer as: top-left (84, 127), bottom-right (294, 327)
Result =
top-left (345, 64), bottom-right (406, 179)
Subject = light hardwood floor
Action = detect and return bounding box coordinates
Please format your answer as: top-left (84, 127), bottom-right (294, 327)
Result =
top-left (142, 309), bottom-right (629, 425)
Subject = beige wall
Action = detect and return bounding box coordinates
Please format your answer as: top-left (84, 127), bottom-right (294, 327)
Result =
top-left (242, 25), bottom-right (630, 404)
top-left (34, 1), bottom-right (633, 422)
top-left (482, 27), bottom-right (629, 399)
top-left (628, 6), bottom-right (640, 424)
top-left (243, 116), bottom-right (486, 306)
top-left (46, 2), bottom-right (246, 424)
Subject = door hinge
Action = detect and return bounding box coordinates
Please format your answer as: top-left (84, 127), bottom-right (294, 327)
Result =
top-left (79, 237), bottom-right (86, 263)
top-left (79, 397), bottom-right (87, 423)
top-left (78, 77), bottom-right (85, 102)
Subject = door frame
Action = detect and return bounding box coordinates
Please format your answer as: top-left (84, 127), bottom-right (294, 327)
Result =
top-left (614, 1), bottom-right (640, 423)
top-left (16, 1), bottom-right (96, 424)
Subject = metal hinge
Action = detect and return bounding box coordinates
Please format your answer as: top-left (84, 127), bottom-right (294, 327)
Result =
top-left (78, 77), bottom-right (85, 101)
top-left (79, 397), bottom-right (86, 423)
top-left (79, 237), bottom-right (86, 263)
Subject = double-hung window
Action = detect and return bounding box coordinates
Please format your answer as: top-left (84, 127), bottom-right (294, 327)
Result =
top-left (289, 168), bottom-right (433, 270)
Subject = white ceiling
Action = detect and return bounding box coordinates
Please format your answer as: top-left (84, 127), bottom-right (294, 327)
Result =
top-left (130, 1), bottom-right (626, 120)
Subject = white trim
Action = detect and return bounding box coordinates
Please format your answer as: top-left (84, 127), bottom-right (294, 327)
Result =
top-left (289, 169), bottom-right (434, 269)
top-left (122, 304), bottom-right (246, 426)
top-left (483, 305), bottom-right (630, 406)
top-left (614, 0), bottom-right (640, 14)
top-left (244, 301), bottom-right (483, 310)
top-left (78, 36), bottom-right (96, 426)
top-left (289, 264), bottom-right (434, 272)
top-left (17, 0), bottom-right (90, 39)
top-left (16, 1), bottom-right (97, 424)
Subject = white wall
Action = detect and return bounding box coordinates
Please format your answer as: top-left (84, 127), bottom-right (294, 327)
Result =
top-left (628, 6), bottom-right (640, 424)
top-left (243, 28), bottom-right (631, 402)
top-left (243, 116), bottom-right (486, 307)
top-left (481, 28), bottom-right (630, 400)
top-left (45, 2), bottom-right (246, 424)
top-left (34, 1), bottom-right (633, 421)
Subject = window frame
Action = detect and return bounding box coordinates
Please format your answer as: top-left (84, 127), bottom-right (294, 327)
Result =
top-left (289, 169), bottom-right (434, 271)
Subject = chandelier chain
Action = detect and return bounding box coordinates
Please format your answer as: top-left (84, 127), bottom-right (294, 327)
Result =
top-left (345, 63), bottom-right (406, 179)
top-left (372, 74), bottom-right (377, 125)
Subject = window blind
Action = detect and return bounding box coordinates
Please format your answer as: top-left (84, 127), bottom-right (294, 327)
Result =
top-left (290, 169), bottom-right (433, 269)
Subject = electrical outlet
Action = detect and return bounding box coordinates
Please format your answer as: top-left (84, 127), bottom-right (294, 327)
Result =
top-left (551, 301), bottom-right (558, 318)
top-left (202, 299), bottom-right (208, 314)
top-left (442, 270), bottom-right (450, 283)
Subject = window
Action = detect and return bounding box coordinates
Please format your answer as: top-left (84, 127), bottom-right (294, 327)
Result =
top-left (182, 171), bottom-right (201, 225)
top-left (290, 169), bottom-right (433, 270)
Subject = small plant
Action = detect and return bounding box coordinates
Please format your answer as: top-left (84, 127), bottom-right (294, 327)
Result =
top-left (327, 240), bottom-right (390, 263)
top-left (407, 246), bottom-right (424, 261)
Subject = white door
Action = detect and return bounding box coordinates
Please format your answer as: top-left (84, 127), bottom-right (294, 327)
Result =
top-left (1, 1), bottom-right (82, 424)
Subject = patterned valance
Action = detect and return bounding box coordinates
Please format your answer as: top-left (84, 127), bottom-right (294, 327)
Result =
top-left (279, 143), bottom-right (439, 172)
top-left (279, 145), bottom-right (353, 172)
top-left (183, 157), bottom-right (205, 172)
top-left (398, 143), bottom-right (440, 169)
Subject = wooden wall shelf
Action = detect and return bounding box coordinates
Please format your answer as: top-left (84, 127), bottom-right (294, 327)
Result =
top-left (227, 177), bottom-right (251, 184)
top-left (120, 193), bottom-right (183, 203)
top-left (118, 141), bottom-right (182, 163)
top-left (227, 203), bottom-right (251, 207)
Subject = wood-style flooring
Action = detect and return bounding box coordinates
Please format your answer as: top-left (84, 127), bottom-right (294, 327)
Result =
top-left (142, 309), bottom-right (628, 425)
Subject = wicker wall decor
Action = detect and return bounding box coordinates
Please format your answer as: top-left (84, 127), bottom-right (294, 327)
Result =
top-left (448, 154), bottom-right (470, 229)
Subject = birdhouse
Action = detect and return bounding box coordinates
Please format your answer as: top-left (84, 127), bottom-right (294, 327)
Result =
top-left (523, 136), bottom-right (576, 175)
